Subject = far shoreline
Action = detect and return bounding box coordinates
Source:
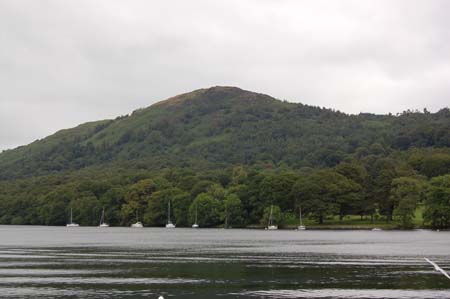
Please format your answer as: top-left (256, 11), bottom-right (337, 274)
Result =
top-left (0, 224), bottom-right (442, 231)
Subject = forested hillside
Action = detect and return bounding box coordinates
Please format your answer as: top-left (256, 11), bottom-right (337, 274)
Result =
top-left (0, 86), bottom-right (449, 228)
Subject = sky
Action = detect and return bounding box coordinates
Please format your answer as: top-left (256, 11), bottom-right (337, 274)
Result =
top-left (1, 0), bottom-right (449, 151)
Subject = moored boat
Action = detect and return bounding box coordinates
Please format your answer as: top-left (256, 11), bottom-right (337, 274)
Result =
top-left (66, 208), bottom-right (79, 227)
top-left (131, 210), bottom-right (143, 228)
top-left (266, 205), bottom-right (278, 230)
top-left (297, 205), bottom-right (306, 230)
top-left (192, 204), bottom-right (199, 228)
top-left (98, 208), bottom-right (109, 228)
top-left (166, 200), bottom-right (176, 228)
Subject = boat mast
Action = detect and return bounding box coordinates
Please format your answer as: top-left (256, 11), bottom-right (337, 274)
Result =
top-left (195, 204), bottom-right (198, 224)
top-left (269, 205), bottom-right (273, 226)
top-left (225, 203), bottom-right (228, 228)
top-left (168, 200), bottom-right (171, 224)
top-left (70, 208), bottom-right (73, 224)
top-left (299, 205), bottom-right (303, 226)
top-left (100, 208), bottom-right (105, 226)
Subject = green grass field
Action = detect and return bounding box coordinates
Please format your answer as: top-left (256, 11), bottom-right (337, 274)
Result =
top-left (282, 205), bottom-right (427, 230)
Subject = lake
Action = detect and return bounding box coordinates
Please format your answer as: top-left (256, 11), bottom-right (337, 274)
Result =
top-left (0, 226), bottom-right (449, 298)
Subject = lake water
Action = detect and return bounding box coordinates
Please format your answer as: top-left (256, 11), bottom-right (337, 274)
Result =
top-left (0, 226), bottom-right (449, 298)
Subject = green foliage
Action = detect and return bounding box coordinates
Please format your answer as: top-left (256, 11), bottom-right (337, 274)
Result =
top-left (72, 195), bottom-right (102, 226)
top-left (189, 193), bottom-right (221, 227)
top-left (291, 169), bottom-right (360, 224)
top-left (144, 188), bottom-right (184, 226)
top-left (39, 197), bottom-right (67, 226)
top-left (0, 87), bottom-right (448, 228)
top-left (99, 187), bottom-right (126, 225)
top-left (171, 189), bottom-right (191, 226)
top-left (259, 172), bottom-right (299, 212)
top-left (409, 152), bottom-right (450, 178)
top-left (0, 87), bottom-right (449, 180)
top-left (390, 177), bottom-right (424, 229)
top-left (39, 189), bottom-right (74, 225)
top-left (222, 193), bottom-right (245, 228)
top-left (423, 175), bottom-right (450, 229)
top-left (122, 179), bottom-right (156, 225)
top-left (368, 158), bottom-right (399, 220)
top-left (261, 205), bottom-right (284, 227)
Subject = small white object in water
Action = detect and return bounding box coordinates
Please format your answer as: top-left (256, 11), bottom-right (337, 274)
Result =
top-left (425, 257), bottom-right (450, 280)
top-left (158, 296), bottom-right (164, 299)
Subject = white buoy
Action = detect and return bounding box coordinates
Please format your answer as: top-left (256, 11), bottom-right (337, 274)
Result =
top-left (158, 296), bottom-right (164, 299)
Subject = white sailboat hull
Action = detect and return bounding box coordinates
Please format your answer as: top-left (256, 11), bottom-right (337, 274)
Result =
top-left (267, 225), bottom-right (278, 230)
top-left (98, 223), bottom-right (109, 228)
top-left (131, 222), bottom-right (143, 228)
top-left (166, 223), bottom-right (176, 228)
top-left (67, 208), bottom-right (78, 227)
top-left (192, 224), bottom-right (199, 228)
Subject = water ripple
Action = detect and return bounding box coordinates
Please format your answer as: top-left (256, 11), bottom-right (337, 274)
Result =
top-left (236, 289), bottom-right (450, 299)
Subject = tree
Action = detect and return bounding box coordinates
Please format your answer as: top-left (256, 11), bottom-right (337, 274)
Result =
top-left (259, 172), bottom-right (299, 212)
top-left (222, 193), bottom-right (245, 228)
top-left (424, 175), bottom-right (450, 229)
top-left (369, 158), bottom-right (398, 221)
top-left (260, 205), bottom-right (283, 227)
top-left (334, 178), bottom-right (362, 221)
top-left (238, 171), bottom-right (266, 224)
top-left (121, 179), bottom-right (156, 224)
top-left (335, 162), bottom-right (368, 186)
top-left (230, 166), bottom-right (248, 185)
top-left (335, 162), bottom-right (370, 218)
top-left (144, 187), bottom-right (186, 226)
top-left (171, 189), bottom-right (192, 227)
top-left (394, 197), bottom-right (417, 229)
top-left (411, 153), bottom-right (450, 178)
top-left (390, 177), bottom-right (423, 229)
top-left (71, 194), bottom-right (102, 226)
top-left (207, 184), bottom-right (226, 201)
top-left (292, 174), bottom-right (332, 224)
top-left (292, 170), bottom-right (359, 224)
top-left (39, 197), bottom-right (67, 226)
top-left (189, 193), bottom-right (221, 227)
top-left (190, 180), bottom-right (215, 198)
top-left (39, 188), bottom-right (75, 225)
top-left (99, 186), bottom-right (125, 225)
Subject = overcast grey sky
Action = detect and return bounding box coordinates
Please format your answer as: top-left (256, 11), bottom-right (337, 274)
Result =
top-left (1, 0), bottom-right (449, 151)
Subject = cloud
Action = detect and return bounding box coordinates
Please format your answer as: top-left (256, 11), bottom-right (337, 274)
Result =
top-left (0, 0), bottom-right (449, 150)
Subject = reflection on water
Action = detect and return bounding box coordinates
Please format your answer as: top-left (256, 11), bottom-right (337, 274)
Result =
top-left (238, 289), bottom-right (450, 299)
top-left (0, 226), bottom-right (449, 298)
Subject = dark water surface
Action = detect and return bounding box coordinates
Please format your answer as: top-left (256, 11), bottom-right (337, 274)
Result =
top-left (0, 226), bottom-right (449, 298)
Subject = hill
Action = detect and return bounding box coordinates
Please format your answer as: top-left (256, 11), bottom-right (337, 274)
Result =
top-left (0, 86), bottom-right (449, 180)
top-left (0, 86), bottom-right (449, 228)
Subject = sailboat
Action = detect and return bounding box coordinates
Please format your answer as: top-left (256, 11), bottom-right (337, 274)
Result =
top-left (166, 200), bottom-right (176, 228)
top-left (66, 208), bottom-right (79, 227)
top-left (98, 208), bottom-right (109, 227)
top-left (266, 205), bottom-right (278, 230)
top-left (131, 210), bottom-right (143, 228)
top-left (192, 204), bottom-right (199, 228)
top-left (297, 206), bottom-right (306, 230)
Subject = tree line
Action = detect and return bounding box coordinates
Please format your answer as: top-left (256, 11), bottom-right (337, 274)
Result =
top-left (0, 147), bottom-right (449, 229)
